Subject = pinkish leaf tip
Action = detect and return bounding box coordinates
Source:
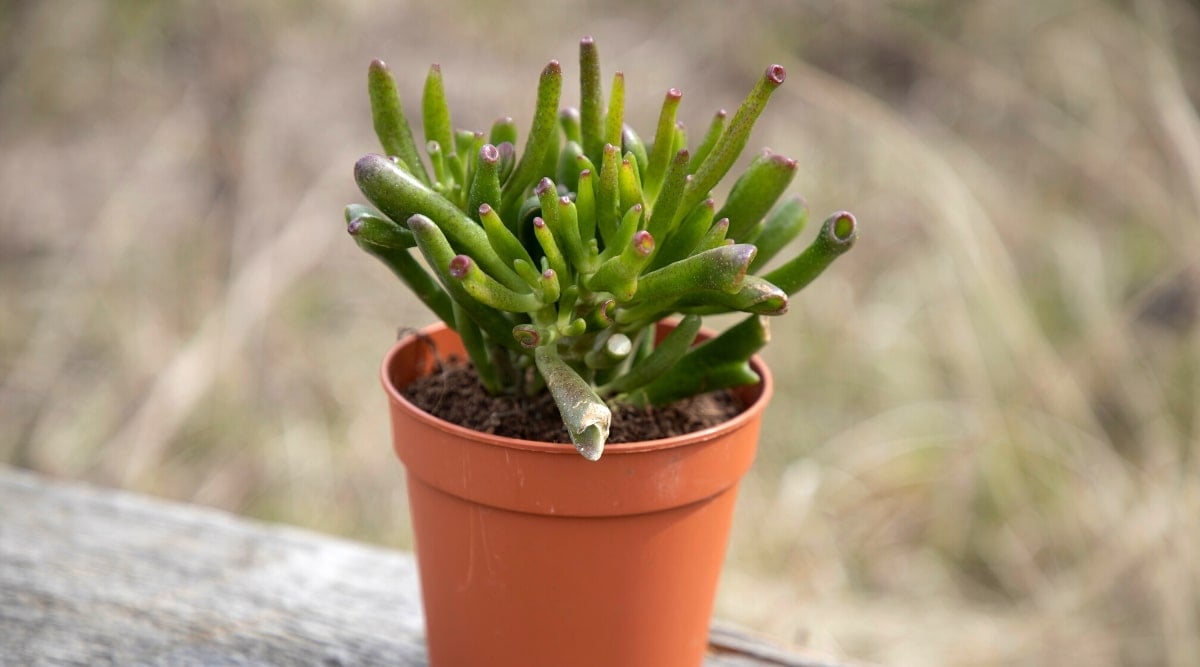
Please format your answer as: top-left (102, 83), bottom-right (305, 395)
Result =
top-left (448, 255), bottom-right (472, 278)
top-left (632, 230), bottom-right (655, 256)
top-left (766, 64), bottom-right (786, 85)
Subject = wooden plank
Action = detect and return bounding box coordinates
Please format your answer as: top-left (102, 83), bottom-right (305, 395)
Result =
top-left (0, 466), bottom-right (848, 666)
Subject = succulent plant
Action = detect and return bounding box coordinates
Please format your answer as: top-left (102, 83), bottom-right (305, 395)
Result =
top-left (348, 37), bottom-right (857, 460)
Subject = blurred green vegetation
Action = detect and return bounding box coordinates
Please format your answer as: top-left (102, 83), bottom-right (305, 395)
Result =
top-left (3, 1), bottom-right (1199, 664)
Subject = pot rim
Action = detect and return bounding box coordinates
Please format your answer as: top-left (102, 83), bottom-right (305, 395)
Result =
top-left (380, 321), bottom-right (774, 456)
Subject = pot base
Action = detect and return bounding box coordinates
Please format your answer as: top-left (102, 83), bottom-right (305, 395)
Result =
top-left (407, 473), bottom-right (740, 667)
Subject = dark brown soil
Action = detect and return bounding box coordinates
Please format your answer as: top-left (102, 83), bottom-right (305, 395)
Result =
top-left (402, 357), bottom-right (743, 444)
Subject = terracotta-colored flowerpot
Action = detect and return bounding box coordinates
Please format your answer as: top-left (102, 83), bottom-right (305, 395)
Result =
top-left (381, 322), bottom-right (773, 667)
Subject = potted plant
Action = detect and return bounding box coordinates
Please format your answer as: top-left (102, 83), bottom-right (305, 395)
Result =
top-left (345, 37), bottom-right (856, 667)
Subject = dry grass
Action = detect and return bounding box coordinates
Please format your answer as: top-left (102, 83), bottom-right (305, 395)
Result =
top-left (2, 1), bottom-right (1199, 664)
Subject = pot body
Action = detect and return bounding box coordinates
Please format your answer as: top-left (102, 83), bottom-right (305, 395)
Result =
top-left (381, 323), bottom-right (772, 667)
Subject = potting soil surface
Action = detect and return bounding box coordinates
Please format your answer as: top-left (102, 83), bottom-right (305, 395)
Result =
top-left (402, 357), bottom-right (743, 444)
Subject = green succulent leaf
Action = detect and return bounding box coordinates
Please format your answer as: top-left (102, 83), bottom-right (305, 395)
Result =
top-left (345, 208), bottom-right (415, 249)
top-left (618, 156), bottom-right (643, 213)
top-left (447, 254), bottom-right (543, 313)
top-left (532, 216), bottom-right (569, 283)
top-left (559, 107), bottom-right (582, 145)
top-left (644, 88), bottom-right (683, 200)
top-left (717, 150), bottom-right (799, 241)
top-left (605, 71), bottom-right (625, 152)
top-left (678, 65), bottom-right (787, 223)
top-left (763, 211), bottom-right (858, 295)
top-left (587, 230), bottom-right (654, 302)
top-left (453, 300), bottom-right (501, 394)
top-left (622, 125), bottom-right (648, 176)
top-left (629, 243), bottom-right (756, 306)
top-left (500, 60), bottom-right (563, 222)
top-left (584, 332), bottom-right (633, 370)
top-left (748, 196), bottom-right (809, 272)
top-left (355, 154), bottom-right (526, 293)
top-left (648, 198), bottom-right (715, 271)
top-left (677, 275), bottom-right (789, 316)
top-left (367, 59), bottom-right (431, 186)
top-left (636, 315), bottom-right (769, 405)
top-left (467, 144), bottom-right (503, 222)
top-left (596, 143), bottom-right (621, 246)
top-left (602, 314), bottom-right (701, 396)
top-left (479, 202), bottom-right (534, 269)
top-left (695, 218), bottom-right (730, 253)
top-left (454, 130), bottom-right (483, 188)
top-left (688, 109), bottom-right (727, 174)
top-left (406, 214), bottom-right (524, 350)
top-left (574, 168), bottom-right (597, 244)
top-left (646, 148), bottom-right (690, 242)
top-left (578, 37), bottom-right (606, 165)
top-left (422, 64), bottom-right (455, 163)
top-left (535, 345), bottom-right (611, 460)
top-left (553, 194), bottom-right (590, 272)
top-left (556, 140), bottom-right (585, 194)
top-left (489, 116), bottom-right (517, 147)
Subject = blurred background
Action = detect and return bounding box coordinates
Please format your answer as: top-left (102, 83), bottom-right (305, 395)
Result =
top-left (2, 0), bottom-right (1199, 664)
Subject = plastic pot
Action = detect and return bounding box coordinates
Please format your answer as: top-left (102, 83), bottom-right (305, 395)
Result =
top-left (381, 322), bottom-right (772, 667)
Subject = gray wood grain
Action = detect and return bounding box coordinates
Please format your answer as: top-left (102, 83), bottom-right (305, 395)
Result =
top-left (0, 466), bottom-right (849, 667)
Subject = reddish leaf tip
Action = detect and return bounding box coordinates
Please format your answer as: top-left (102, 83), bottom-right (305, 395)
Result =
top-left (448, 255), bottom-right (472, 279)
top-left (765, 150), bottom-right (798, 170)
top-left (599, 299), bottom-right (615, 323)
top-left (513, 324), bottom-right (540, 349)
top-left (632, 230), bottom-right (655, 256)
top-left (766, 64), bottom-right (786, 86)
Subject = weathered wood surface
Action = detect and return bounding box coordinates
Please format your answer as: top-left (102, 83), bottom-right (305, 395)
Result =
top-left (0, 465), bottom-right (849, 666)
